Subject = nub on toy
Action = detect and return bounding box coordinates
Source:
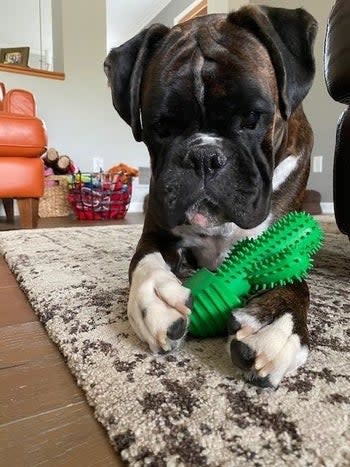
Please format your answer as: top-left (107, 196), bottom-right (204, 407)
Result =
top-left (184, 212), bottom-right (324, 337)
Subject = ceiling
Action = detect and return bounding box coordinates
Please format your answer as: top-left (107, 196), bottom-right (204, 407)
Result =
top-left (106, 0), bottom-right (172, 49)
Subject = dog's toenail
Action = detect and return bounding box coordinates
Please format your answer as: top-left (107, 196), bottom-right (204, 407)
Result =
top-left (255, 353), bottom-right (268, 370)
top-left (185, 294), bottom-right (193, 310)
top-left (167, 318), bottom-right (187, 340)
top-left (141, 308), bottom-right (147, 319)
top-left (230, 340), bottom-right (256, 370)
top-left (251, 375), bottom-right (274, 389)
top-left (227, 314), bottom-right (242, 335)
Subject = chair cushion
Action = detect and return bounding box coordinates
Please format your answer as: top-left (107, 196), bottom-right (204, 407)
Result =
top-left (0, 113), bottom-right (47, 158)
top-left (0, 157), bottom-right (44, 198)
top-left (3, 89), bottom-right (36, 115)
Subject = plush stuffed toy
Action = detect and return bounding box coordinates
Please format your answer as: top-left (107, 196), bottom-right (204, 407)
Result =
top-left (44, 167), bottom-right (56, 187)
top-left (107, 163), bottom-right (139, 183)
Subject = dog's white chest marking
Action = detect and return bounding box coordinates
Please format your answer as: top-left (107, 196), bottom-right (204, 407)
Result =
top-left (273, 155), bottom-right (299, 191)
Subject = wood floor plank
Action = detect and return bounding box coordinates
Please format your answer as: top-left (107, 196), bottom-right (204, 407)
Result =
top-left (0, 257), bottom-right (16, 288)
top-left (0, 283), bottom-right (37, 327)
top-left (0, 402), bottom-right (122, 467)
top-left (0, 321), bottom-right (58, 365)
top-left (0, 358), bottom-right (83, 425)
top-left (0, 216), bottom-right (143, 465)
top-left (0, 321), bottom-right (123, 465)
top-left (0, 322), bottom-right (82, 424)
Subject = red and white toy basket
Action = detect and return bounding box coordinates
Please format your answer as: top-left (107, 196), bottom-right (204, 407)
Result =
top-left (68, 172), bottom-right (133, 220)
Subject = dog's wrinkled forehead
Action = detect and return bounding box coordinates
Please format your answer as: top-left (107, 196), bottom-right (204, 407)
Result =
top-left (142, 17), bottom-right (278, 113)
top-left (105, 6), bottom-right (317, 142)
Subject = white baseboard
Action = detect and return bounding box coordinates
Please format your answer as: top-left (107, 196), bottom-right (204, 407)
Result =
top-left (128, 202), bottom-right (144, 213)
top-left (321, 202), bottom-right (334, 214)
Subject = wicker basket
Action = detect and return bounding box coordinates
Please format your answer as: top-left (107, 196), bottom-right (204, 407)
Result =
top-left (39, 175), bottom-right (72, 218)
top-left (68, 172), bottom-right (132, 220)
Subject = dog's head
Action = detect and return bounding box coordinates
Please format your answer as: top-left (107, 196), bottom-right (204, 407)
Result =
top-left (104, 5), bottom-right (317, 230)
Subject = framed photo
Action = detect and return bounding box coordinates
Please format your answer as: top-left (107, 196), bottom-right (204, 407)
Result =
top-left (0, 47), bottom-right (30, 67)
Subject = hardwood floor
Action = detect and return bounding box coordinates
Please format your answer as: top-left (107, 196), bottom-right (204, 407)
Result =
top-left (0, 214), bottom-right (144, 467)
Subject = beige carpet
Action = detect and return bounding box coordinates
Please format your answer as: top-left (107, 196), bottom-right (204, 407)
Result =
top-left (0, 222), bottom-right (349, 466)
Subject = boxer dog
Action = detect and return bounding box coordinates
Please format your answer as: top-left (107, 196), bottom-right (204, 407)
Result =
top-left (104, 5), bottom-right (318, 388)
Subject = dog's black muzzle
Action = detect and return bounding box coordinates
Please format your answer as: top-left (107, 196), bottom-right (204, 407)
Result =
top-left (182, 145), bottom-right (228, 176)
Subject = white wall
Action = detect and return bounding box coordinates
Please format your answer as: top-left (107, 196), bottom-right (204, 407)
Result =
top-left (0, 0), bottom-right (150, 212)
top-left (52, 0), bottom-right (64, 71)
top-left (0, 0), bottom-right (149, 172)
top-left (208, 0), bottom-right (247, 14)
top-left (151, 0), bottom-right (196, 25)
top-left (106, 0), bottom-right (171, 49)
top-left (0, 0), bottom-right (53, 70)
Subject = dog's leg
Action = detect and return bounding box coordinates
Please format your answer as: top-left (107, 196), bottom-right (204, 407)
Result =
top-left (226, 106), bottom-right (314, 388)
top-left (227, 281), bottom-right (310, 388)
top-left (128, 232), bottom-right (191, 354)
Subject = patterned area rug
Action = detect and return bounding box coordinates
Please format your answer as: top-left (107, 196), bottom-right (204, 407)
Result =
top-left (0, 223), bottom-right (349, 466)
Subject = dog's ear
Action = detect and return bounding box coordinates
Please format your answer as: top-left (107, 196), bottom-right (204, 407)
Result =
top-left (228, 5), bottom-right (317, 119)
top-left (105, 24), bottom-right (170, 141)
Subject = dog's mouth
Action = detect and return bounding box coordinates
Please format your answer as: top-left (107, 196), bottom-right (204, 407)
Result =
top-left (185, 199), bottom-right (226, 228)
top-left (172, 198), bottom-right (234, 241)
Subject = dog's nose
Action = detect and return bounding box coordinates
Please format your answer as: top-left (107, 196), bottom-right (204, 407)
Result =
top-left (183, 147), bottom-right (227, 175)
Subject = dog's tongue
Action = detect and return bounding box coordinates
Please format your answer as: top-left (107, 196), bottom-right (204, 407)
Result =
top-left (190, 212), bottom-right (209, 227)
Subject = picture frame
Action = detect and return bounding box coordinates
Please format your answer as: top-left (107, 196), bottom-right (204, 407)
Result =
top-left (0, 47), bottom-right (30, 67)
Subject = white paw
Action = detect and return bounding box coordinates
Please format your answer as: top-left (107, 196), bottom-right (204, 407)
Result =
top-left (128, 252), bottom-right (191, 353)
top-left (228, 311), bottom-right (309, 388)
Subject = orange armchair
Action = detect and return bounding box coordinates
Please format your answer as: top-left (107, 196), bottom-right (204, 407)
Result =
top-left (0, 82), bottom-right (47, 228)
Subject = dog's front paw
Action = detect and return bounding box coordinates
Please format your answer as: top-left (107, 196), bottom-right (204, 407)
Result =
top-left (227, 308), bottom-right (309, 388)
top-left (128, 253), bottom-right (192, 354)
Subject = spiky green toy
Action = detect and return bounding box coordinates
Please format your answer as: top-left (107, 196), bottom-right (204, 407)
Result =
top-left (184, 212), bottom-right (323, 337)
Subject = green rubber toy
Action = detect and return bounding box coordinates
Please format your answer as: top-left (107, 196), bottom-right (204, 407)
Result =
top-left (184, 212), bottom-right (324, 337)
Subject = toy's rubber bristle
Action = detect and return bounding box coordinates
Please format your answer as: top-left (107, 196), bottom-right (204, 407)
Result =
top-left (250, 251), bottom-right (311, 290)
top-left (218, 211), bottom-right (323, 278)
top-left (187, 212), bottom-right (323, 338)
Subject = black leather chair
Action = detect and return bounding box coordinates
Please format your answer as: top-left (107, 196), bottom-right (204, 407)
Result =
top-left (324, 0), bottom-right (350, 238)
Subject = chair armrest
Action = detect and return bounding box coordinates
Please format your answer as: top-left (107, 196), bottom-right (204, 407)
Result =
top-left (3, 89), bottom-right (36, 116)
top-left (325, 0), bottom-right (350, 104)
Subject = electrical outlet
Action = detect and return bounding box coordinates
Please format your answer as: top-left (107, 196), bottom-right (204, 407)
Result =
top-left (93, 157), bottom-right (104, 172)
top-left (313, 156), bottom-right (323, 173)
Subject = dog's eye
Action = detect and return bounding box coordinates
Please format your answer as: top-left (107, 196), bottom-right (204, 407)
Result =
top-left (240, 111), bottom-right (260, 130)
